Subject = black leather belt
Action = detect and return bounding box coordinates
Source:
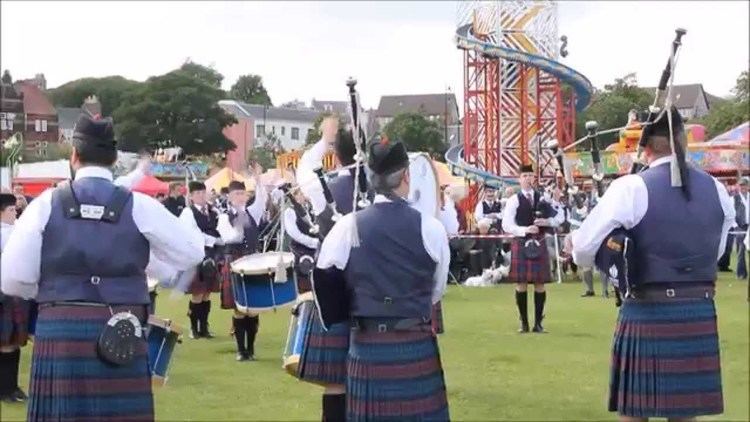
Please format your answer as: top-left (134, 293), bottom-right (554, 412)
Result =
top-left (630, 284), bottom-right (715, 301)
top-left (352, 317), bottom-right (432, 333)
top-left (40, 301), bottom-right (108, 309)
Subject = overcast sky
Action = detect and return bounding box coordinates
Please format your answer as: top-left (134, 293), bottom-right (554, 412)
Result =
top-left (2, 1), bottom-right (748, 111)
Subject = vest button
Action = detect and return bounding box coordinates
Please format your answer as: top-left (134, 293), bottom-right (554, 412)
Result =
top-left (383, 297), bottom-right (392, 305)
top-left (90, 276), bottom-right (101, 285)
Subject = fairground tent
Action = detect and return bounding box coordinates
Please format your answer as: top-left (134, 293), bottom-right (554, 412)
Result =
top-left (703, 121), bottom-right (749, 147)
top-left (204, 167), bottom-right (252, 192)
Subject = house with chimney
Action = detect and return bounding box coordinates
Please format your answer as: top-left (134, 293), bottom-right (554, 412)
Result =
top-left (57, 95), bottom-right (103, 143)
top-left (0, 73), bottom-right (58, 157)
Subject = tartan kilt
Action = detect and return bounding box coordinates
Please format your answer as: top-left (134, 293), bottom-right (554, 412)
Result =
top-left (608, 297), bottom-right (723, 418)
top-left (504, 237), bottom-right (552, 284)
top-left (347, 329), bottom-right (450, 421)
top-left (298, 316), bottom-right (349, 386)
top-left (220, 250), bottom-right (245, 310)
top-left (186, 264), bottom-right (222, 295)
top-left (27, 304), bottom-right (153, 422)
top-left (0, 296), bottom-right (30, 348)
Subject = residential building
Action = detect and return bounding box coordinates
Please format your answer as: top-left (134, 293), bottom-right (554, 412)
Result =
top-left (14, 82), bottom-right (58, 157)
top-left (57, 96), bottom-right (103, 143)
top-left (0, 81), bottom-right (24, 142)
top-left (220, 100), bottom-right (320, 151)
top-left (375, 93), bottom-right (460, 131)
top-left (217, 101), bottom-right (255, 172)
top-left (644, 83), bottom-right (717, 120)
top-left (311, 99), bottom-right (349, 116)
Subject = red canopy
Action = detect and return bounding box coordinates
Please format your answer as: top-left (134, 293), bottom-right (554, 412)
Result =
top-left (132, 175), bottom-right (169, 196)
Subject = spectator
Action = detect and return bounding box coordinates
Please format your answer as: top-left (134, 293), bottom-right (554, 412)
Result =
top-left (163, 183), bottom-right (186, 216)
top-left (735, 178), bottom-right (749, 279)
top-left (718, 183), bottom-right (735, 272)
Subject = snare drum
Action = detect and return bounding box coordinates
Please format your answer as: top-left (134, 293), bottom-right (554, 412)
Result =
top-left (147, 316), bottom-right (182, 386)
top-left (230, 251), bottom-right (297, 315)
top-left (282, 292), bottom-right (315, 376)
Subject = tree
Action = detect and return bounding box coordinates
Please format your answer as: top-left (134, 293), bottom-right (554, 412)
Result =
top-left (247, 133), bottom-right (284, 170)
top-left (113, 67), bottom-right (237, 155)
top-left (1, 70), bottom-right (11, 84)
top-left (47, 76), bottom-right (141, 116)
top-left (576, 74), bottom-right (654, 147)
top-left (696, 71), bottom-right (750, 138)
top-left (179, 60), bottom-right (224, 89)
top-left (229, 74), bottom-right (272, 105)
top-left (383, 112), bottom-right (446, 159)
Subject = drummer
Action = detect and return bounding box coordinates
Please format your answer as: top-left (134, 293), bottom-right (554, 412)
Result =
top-left (316, 138), bottom-right (451, 420)
top-left (180, 181), bottom-right (223, 339)
top-left (217, 163), bottom-right (268, 362)
top-left (295, 116), bottom-right (356, 421)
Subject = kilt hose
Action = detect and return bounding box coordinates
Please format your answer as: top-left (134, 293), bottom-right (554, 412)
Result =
top-left (347, 329), bottom-right (449, 421)
top-left (504, 237), bottom-right (552, 284)
top-left (27, 304), bottom-right (153, 422)
top-left (609, 296), bottom-right (723, 418)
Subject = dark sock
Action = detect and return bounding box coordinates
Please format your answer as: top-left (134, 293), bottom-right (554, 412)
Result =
top-left (188, 302), bottom-right (199, 334)
top-left (322, 393), bottom-right (346, 422)
top-left (515, 290), bottom-right (528, 326)
top-left (245, 316), bottom-right (259, 355)
top-left (9, 349), bottom-right (20, 391)
top-left (0, 350), bottom-right (15, 396)
top-left (233, 317), bottom-right (246, 354)
top-left (200, 301), bottom-right (211, 335)
top-left (534, 291), bottom-right (547, 325)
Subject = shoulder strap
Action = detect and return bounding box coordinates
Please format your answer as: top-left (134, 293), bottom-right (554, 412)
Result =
top-left (59, 182), bottom-right (81, 219)
top-left (101, 186), bottom-right (132, 223)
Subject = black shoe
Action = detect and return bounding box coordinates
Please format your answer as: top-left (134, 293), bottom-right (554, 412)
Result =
top-left (236, 353), bottom-right (248, 362)
top-left (532, 322), bottom-right (546, 333)
top-left (518, 322), bottom-right (530, 333)
top-left (11, 388), bottom-right (27, 402)
top-left (0, 392), bottom-right (23, 403)
top-left (718, 267), bottom-right (732, 272)
top-left (246, 354), bottom-right (256, 361)
top-left (190, 329), bottom-right (201, 339)
top-left (580, 291), bottom-right (595, 297)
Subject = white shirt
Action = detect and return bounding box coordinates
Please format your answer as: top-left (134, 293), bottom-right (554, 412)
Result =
top-left (570, 157), bottom-right (736, 268)
top-left (296, 138), bottom-right (329, 216)
top-left (474, 199), bottom-right (501, 221)
top-left (0, 166), bottom-right (205, 299)
top-left (283, 207), bottom-right (319, 250)
top-left (216, 181), bottom-right (268, 244)
top-left (501, 189), bottom-right (565, 237)
top-left (439, 196), bottom-right (460, 236)
top-left (316, 195), bottom-right (450, 304)
top-left (738, 191), bottom-right (749, 226)
top-left (179, 204), bottom-right (223, 248)
top-left (1, 222), bottom-right (13, 252)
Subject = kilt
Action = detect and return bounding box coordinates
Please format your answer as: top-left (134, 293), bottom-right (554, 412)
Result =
top-left (0, 296), bottom-right (30, 348)
top-left (347, 328), bottom-right (449, 421)
top-left (431, 302), bottom-right (444, 335)
top-left (608, 297), bottom-right (723, 418)
top-left (296, 274), bottom-right (312, 294)
top-left (27, 304), bottom-right (153, 422)
top-left (186, 265), bottom-right (222, 295)
top-left (504, 237), bottom-right (552, 284)
top-left (298, 316), bottom-right (349, 386)
top-left (220, 250), bottom-right (245, 310)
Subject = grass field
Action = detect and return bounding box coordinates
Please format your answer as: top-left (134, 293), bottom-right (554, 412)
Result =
top-left (2, 275), bottom-right (748, 421)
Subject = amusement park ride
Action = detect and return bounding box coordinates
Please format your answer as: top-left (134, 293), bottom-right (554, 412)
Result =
top-left (446, 0), bottom-right (748, 210)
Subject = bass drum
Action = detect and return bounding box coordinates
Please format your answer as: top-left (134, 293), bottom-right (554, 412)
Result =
top-left (407, 153), bottom-right (441, 218)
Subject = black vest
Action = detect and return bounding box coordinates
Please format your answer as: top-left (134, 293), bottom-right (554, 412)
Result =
top-left (482, 200), bottom-right (503, 215)
top-left (189, 204), bottom-right (220, 238)
top-left (515, 191), bottom-right (556, 232)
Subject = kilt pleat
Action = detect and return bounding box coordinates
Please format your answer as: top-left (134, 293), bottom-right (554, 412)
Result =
top-left (298, 315), bottom-right (349, 385)
top-left (504, 238), bottom-right (552, 284)
top-left (221, 252), bottom-right (244, 309)
top-left (0, 296), bottom-right (30, 348)
top-left (27, 305), bottom-right (153, 422)
top-left (347, 329), bottom-right (449, 421)
top-left (608, 298), bottom-right (723, 418)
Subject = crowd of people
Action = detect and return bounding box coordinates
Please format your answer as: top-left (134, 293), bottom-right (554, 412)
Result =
top-left (0, 109), bottom-right (746, 422)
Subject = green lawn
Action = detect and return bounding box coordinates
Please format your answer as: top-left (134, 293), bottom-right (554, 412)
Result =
top-left (2, 275), bottom-right (748, 421)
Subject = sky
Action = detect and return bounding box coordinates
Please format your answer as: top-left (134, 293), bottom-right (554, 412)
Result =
top-left (1, 1), bottom-right (748, 112)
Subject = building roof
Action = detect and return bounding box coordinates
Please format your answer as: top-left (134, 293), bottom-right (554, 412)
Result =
top-left (644, 83), bottom-right (710, 110)
top-left (57, 107), bottom-right (83, 131)
top-left (219, 100), bottom-right (320, 123)
top-left (311, 99), bottom-right (349, 115)
top-left (376, 93), bottom-right (459, 119)
top-left (14, 82), bottom-right (56, 116)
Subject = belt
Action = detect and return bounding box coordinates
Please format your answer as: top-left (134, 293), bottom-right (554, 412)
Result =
top-left (630, 284), bottom-right (715, 301)
top-left (40, 301), bottom-right (148, 310)
top-left (352, 317), bottom-right (432, 333)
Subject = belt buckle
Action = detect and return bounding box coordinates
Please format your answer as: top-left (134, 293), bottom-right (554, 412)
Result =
top-left (377, 324), bottom-right (387, 333)
top-left (665, 288), bottom-right (675, 298)
top-left (90, 276), bottom-right (101, 285)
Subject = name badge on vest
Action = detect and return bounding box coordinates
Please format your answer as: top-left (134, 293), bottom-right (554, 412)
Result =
top-left (80, 204), bottom-right (106, 220)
